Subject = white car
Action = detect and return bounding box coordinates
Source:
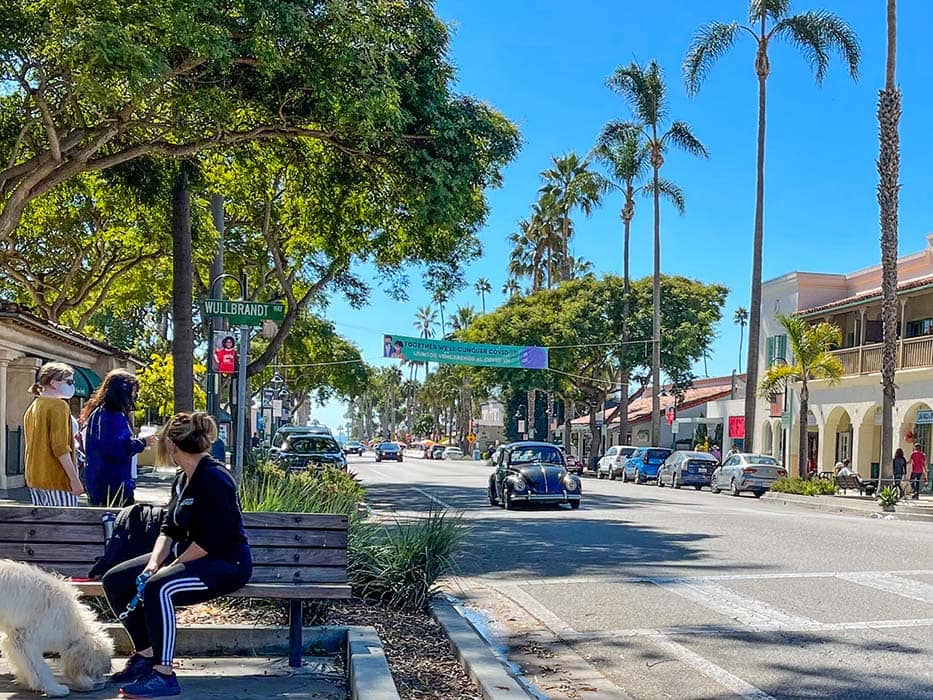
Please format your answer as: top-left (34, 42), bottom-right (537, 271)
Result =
top-left (442, 447), bottom-right (463, 460)
top-left (596, 445), bottom-right (637, 480)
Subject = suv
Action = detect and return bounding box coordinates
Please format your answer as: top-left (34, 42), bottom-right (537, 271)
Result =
top-left (375, 442), bottom-right (404, 462)
top-left (342, 440), bottom-right (365, 456)
top-left (596, 446), bottom-right (637, 480)
top-left (621, 447), bottom-right (673, 484)
top-left (273, 434), bottom-right (347, 471)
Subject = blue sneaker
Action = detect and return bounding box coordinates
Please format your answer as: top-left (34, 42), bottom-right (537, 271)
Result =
top-left (119, 669), bottom-right (181, 698)
top-left (111, 654), bottom-right (156, 685)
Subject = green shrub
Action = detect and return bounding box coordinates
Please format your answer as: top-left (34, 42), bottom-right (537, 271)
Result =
top-left (349, 509), bottom-right (467, 612)
top-left (769, 477), bottom-right (836, 496)
top-left (239, 461), bottom-right (363, 518)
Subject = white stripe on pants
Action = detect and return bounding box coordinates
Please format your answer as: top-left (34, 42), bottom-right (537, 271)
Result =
top-left (29, 488), bottom-right (79, 507)
top-left (159, 577), bottom-right (208, 665)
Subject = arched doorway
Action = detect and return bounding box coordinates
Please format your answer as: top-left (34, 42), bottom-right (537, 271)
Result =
top-left (762, 421), bottom-right (773, 456)
top-left (822, 406), bottom-right (853, 472)
top-left (900, 402), bottom-right (933, 461)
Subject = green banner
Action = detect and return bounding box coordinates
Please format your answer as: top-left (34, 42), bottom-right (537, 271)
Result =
top-left (382, 334), bottom-right (548, 369)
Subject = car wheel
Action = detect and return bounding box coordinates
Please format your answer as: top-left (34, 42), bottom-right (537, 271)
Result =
top-left (488, 479), bottom-right (499, 506)
top-left (504, 487), bottom-right (515, 510)
top-left (609, 469), bottom-right (616, 481)
top-left (596, 469), bottom-right (603, 480)
top-left (635, 470), bottom-right (642, 484)
top-left (711, 480), bottom-right (721, 494)
top-left (730, 478), bottom-right (741, 497)
top-left (753, 491), bottom-right (764, 499)
top-left (621, 468), bottom-right (629, 483)
top-left (694, 485), bottom-right (703, 491)
top-left (673, 475), bottom-right (680, 490)
top-left (570, 500), bottom-right (581, 510)
top-left (657, 473), bottom-right (664, 487)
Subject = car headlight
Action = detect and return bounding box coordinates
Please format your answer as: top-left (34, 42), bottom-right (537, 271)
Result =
top-left (564, 477), bottom-right (580, 491)
top-left (511, 477), bottom-right (527, 492)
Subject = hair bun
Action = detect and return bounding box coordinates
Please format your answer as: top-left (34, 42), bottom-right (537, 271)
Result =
top-left (190, 412), bottom-right (217, 436)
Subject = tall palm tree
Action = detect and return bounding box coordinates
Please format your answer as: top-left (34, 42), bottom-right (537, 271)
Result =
top-left (474, 278), bottom-right (492, 313)
top-left (432, 288), bottom-right (449, 338)
top-left (451, 305), bottom-right (478, 333)
top-left (760, 314), bottom-right (843, 478)
top-left (502, 279), bottom-right (521, 298)
top-left (734, 307), bottom-right (749, 372)
top-left (595, 126), bottom-right (685, 449)
top-left (684, 2), bottom-right (860, 451)
top-left (878, 0), bottom-right (900, 486)
top-left (539, 153), bottom-right (608, 282)
top-left (413, 305), bottom-right (438, 381)
top-left (606, 60), bottom-right (708, 447)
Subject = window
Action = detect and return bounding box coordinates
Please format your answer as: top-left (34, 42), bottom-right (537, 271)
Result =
top-left (766, 335), bottom-right (788, 367)
top-left (906, 318), bottom-right (933, 338)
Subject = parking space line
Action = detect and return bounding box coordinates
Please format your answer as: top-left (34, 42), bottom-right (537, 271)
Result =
top-left (643, 633), bottom-right (776, 700)
top-left (652, 578), bottom-right (820, 630)
top-left (411, 486), bottom-right (456, 510)
top-left (837, 571), bottom-right (933, 603)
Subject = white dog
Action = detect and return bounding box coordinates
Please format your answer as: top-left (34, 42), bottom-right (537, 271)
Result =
top-left (0, 559), bottom-right (113, 697)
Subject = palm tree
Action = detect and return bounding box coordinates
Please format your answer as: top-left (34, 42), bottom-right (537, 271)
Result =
top-left (432, 288), bottom-right (449, 338)
top-left (539, 153), bottom-right (608, 282)
top-left (760, 314), bottom-right (843, 478)
top-left (502, 279), bottom-right (521, 298)
top-left (734, 307), bottom-right (749, 372)
top-left (684, 2), bottom-right (860, 451)
top-left (474, 278), bottom-right (492, 313)
top-left (878, 0), bottom-right (900, 487)
top-left (595, 126), bottom-right (685, 449)
top-left (413, 306), bottom-right (438, 381)
top-left (450, 305), bottom-right (478, 333)
top-left (606, 60), bottom-right (708, 447)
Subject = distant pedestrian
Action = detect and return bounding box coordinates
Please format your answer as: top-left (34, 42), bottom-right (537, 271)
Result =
top-left (251, 432), bottom-right (261, 449)
top-left (909, 443), bottom-right (927, 500)
top-left (80, 370), bottom-right (155, 506)
top-left (23, 362), bottom-right (84, 506)
top-left (892, 448), bottom-right (907, 499)
top-left (710, 445), bottom-right (721, 463)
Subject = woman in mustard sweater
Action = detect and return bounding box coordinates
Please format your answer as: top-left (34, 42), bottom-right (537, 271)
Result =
top-left (23, 362), bottom-right (84, 506)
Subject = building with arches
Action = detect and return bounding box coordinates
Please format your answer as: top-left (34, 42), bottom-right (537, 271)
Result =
top-left (720, 234), bottom-right (933, 481)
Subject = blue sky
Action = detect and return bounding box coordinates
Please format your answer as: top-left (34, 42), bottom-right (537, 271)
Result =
top-left (314, 0), bottom-right (933, 430)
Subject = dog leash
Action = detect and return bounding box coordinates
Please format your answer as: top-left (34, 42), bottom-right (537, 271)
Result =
top-left (118, 573), bottom-right (151, 621)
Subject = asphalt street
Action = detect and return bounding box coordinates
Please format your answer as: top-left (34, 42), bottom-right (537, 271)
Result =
top-left (351, 452), bottom-right (933, 700)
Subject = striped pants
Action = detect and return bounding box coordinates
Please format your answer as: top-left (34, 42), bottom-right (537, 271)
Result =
top-left (29, 488), bottom-right (79, 507)
top-left (102, 551), bottom-right (251, 666)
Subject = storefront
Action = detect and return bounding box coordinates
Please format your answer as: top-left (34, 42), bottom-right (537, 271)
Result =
top-left (0, 302), bottom-right (143, 491)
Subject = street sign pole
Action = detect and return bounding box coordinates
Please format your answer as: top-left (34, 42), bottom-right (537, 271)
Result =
top-left (234, 322), bottom-right (249, 484)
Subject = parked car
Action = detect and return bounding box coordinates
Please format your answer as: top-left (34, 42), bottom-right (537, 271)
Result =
top-left (488, 441), bottom-right (581, 510)
top-left (710, 453), bottom-right (787, 497)
top-left (657, 451), bottom-right (719, 490)
top-left (442, 446), bottom-right (463, 460)
top-left (273, 434), bottom-right (347, 471)
top-left (430, 444), bottom-right (447, 460)
top-left (621, 447), bottom-right (673, 484)
top-left (564, 452), bottom-right (585, 476)
top-left (375, 442), bottom-right (404, 462)
top-left (342, 440), bottom-right (365, 456)
top-left (596, 445), bottom-right (637, 480)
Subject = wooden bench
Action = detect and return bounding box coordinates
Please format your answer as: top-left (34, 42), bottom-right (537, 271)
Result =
top-left (834, 474), bottom-right (876, 495)
top-left (0, 505), bottom-right (350, 667)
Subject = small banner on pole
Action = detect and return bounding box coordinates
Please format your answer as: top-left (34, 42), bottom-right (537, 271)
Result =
top-left (382, 334), bottom-right (548, 369)
top-left (213, 331), bottom-right (238, 375)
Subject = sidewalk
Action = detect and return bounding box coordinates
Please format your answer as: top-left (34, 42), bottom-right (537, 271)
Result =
top-left (0, 656), bottom-right (345, 699)
top-left (0, 467), bottom-right (176, 506)
top-left (763, 491), bottom-right (933, 521)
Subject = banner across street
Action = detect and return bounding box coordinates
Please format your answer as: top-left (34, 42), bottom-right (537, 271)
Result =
top-left (382, 334), bottom-right (548, 369)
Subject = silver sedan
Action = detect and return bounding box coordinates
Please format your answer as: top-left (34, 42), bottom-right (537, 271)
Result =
top-left (710, 453), bottom-right (788, 498)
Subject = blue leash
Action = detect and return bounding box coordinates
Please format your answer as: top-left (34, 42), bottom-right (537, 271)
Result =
top-left (118, 573), bottom-right (151, 621)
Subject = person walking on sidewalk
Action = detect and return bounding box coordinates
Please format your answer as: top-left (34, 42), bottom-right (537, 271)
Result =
top-left (80, 370), bottom-right (156, 506)
top-left (892, 448), bottom-right (907, 499)
top-left (909, 443), bottom-right (927, 500)
top-left (23, 362), bottom-right (84, 506)
top-left (102, 412), bottom-right (252, 698)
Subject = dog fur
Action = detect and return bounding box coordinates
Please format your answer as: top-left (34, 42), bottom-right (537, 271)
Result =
top-left (0, 559), bottom-right (113, 697)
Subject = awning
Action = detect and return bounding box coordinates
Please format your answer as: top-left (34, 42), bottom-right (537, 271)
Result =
top-left (72, 366), bottom-right (102, 399)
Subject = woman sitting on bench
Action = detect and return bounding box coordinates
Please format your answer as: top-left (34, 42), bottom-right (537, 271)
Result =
top-left (102, 412), bottom-right (252, 698)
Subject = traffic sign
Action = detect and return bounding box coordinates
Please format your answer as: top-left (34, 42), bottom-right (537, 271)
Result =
top-left (466, 433), bottom-right (476, 444)
top-left (205, 298), bottom-right (285, 326)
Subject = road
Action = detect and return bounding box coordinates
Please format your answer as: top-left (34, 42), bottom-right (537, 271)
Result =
top-left (351, 452), bottom-right (933, 700)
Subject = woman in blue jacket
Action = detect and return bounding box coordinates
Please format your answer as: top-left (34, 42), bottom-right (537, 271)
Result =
top-left (79, 370), bottom-right (155, 506)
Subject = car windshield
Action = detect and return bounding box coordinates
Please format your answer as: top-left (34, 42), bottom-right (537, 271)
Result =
top-left (510, 446), bottom-right (563, 465)
top-left (286, 437), bottom-right (340, 454)
top-left (379, 443), bottom-right (399, 450)
top-left (646, 449), bottom-right (671, 461)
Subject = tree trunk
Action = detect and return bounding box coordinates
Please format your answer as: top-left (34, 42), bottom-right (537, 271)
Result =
top-left (879, 0), bottom-right (900, 487)
top-left (744, 69), bottom-right (768, 454)
top-left (171, 167), bottom-right (194, 413)
top-left (527, 389), bottom-right (536, 439)
top-left (797, 385), bottom-right (809, 479)
top-left (561, 214), bottom-right (571, 281)
top-left (738, 324), bottom-right (745, 373)
top-left (620, 196), bottom-right (633, 447)
top-left (651, 161), bottom-right (661, 447)
top-left (588, 406), bottom-right (600, 470)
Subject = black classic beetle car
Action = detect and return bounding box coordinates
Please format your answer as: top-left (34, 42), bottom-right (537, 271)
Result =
top-left (488, 441), bottom-right (582, 510)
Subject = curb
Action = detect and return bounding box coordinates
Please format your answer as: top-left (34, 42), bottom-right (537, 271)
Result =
top-left (430, 598), bottom-right (534, 700)
top-left (762, 492), bottom-right (933, 522)
top-left (347, 626), bottom-right (401, 700)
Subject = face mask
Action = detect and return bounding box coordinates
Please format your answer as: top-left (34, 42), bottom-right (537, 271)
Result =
top-left (56, 381), bottom-right (76, 399)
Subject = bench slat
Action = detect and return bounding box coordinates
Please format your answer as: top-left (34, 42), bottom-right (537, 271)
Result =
top-left (251, 566), bottom-right (348, 584)
top-left (245, 529), bottom-right (348, 548)
top-left (241, 513), bottom-right (348, 530)
top-left (72, 581), bottom-right (352, 600)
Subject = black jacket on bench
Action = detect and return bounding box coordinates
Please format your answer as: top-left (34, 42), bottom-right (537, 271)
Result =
top-left (161, 456), bottom-right (249, 562)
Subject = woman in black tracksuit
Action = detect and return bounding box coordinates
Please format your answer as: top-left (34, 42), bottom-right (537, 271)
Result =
top-left (103, 412), bottom-right (252, 699)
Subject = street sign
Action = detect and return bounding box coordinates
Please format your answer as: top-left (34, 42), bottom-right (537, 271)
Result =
top-left (205, 298), bottom-right (285, 326)
top-left (917, 410), bottom-right (933, 425)
top-left (272, 399), bottom-right (283, 418)
top-left (466, 433), bottom-right (476, 444)
top-left (781, 411), bottom-right (792, 429)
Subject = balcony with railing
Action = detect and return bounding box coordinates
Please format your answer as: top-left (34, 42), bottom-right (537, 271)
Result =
top-left (831, 336), bottom-right (933, 376)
